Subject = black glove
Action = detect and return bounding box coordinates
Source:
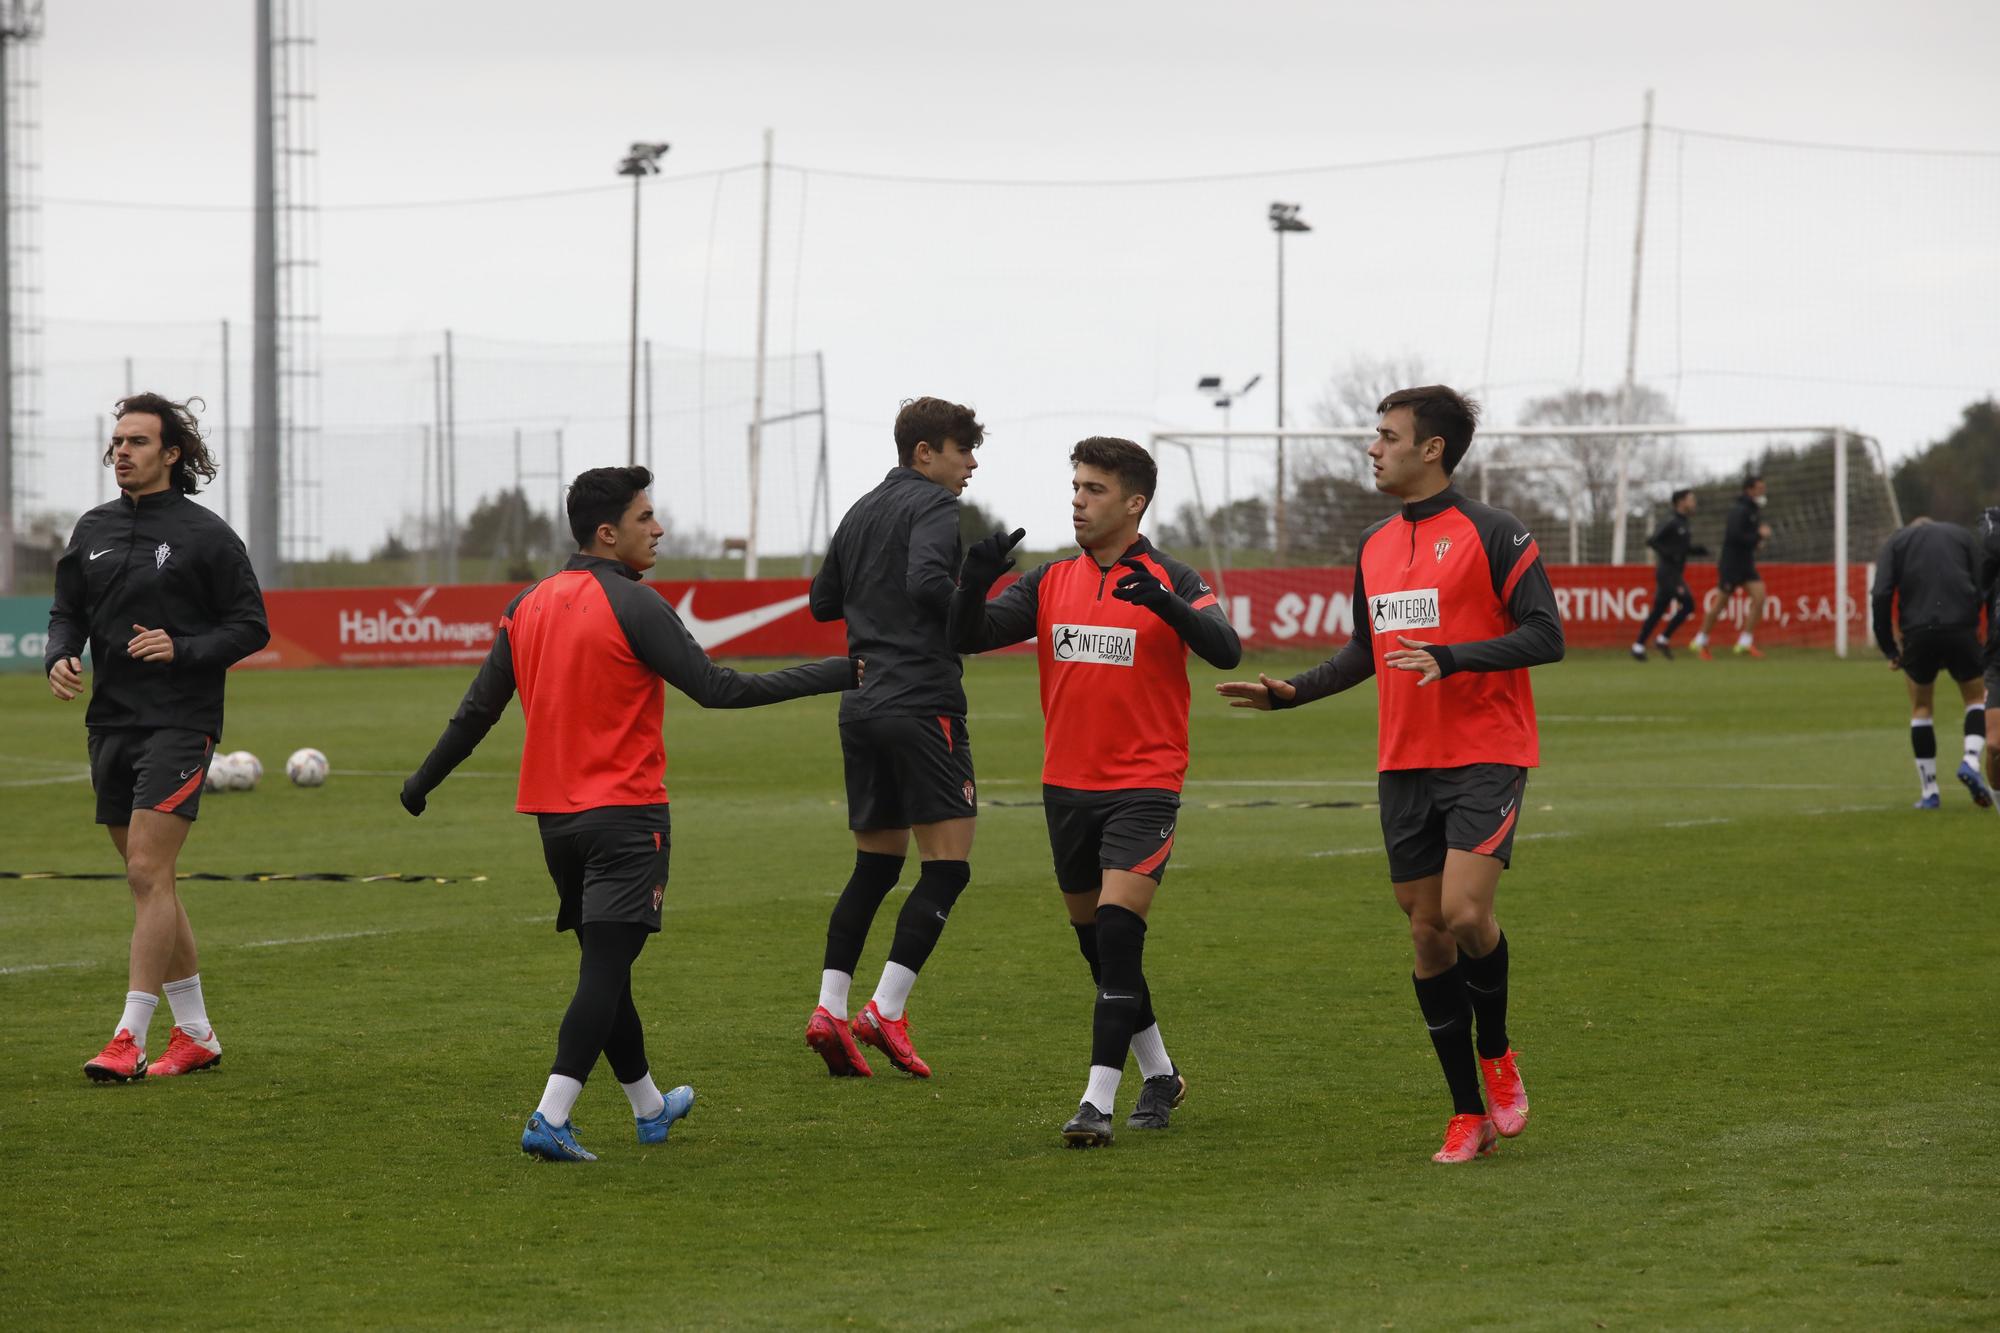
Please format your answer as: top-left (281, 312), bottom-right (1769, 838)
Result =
top-left (399, 776), bottom-right (428, 817)
top-left (960, 527), bottom-right (1026, 592)
top-left (1112, 558), bottom-right (1179, 617)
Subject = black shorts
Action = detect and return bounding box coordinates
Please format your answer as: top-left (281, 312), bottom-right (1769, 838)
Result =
top-left (840, 714), bottom-right (977, 831)
top-left (1654, 573), bottom-right (1693, 611)
top-left (538, 805), bottom-right (671, 934)
top-left (1716, 563), bottom-right (1761, 593)
top-left (87, 727), bottom-right (213, 826)
top-left (1378, 764), bottom-right (1527, 882)
top-left (1898, 627), bottom-right (1983, 687)
top-left (1043, 785), bottom-right (1179, 894)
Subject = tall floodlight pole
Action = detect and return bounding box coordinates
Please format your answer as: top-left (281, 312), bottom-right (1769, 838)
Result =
top-left (1269, 203), bottom-right (1309, 564)
top-left (1197, 372), bottom-right (1260, 569)
top-left (746, 128), bottom-right (774, 579)
top-left (618, 141), bottom-right (669, 467)
top-left (249, 0), bottom-right (279, 585)
top-left (1611, 89), bottom-right (1654, 566)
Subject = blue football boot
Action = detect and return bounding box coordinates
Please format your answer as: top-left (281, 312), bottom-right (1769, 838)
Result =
top-left (1955, 761), bottom-right (1994, 810)
top-left (636, 1084), bottom-right (696, 1144)
top-left (521, 1111), bottom-right (597, 1162)
top-left (1912, 792), bottom-right (1941, 810)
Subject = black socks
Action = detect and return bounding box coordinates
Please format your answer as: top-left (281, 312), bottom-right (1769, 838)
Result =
top-left (823, 851), bottom-right (906, 975)
top-left (1459, 932), bottom-right (1511, 1060)
top-left (885, 860), bottom-right (971, 975)
top-left (1089, 905), bottom-right (1147, 1070)
top-left (1413, 966), bottom-right (1484, 1116)
top-left (1074, 917), bottom-right (1157, 1032)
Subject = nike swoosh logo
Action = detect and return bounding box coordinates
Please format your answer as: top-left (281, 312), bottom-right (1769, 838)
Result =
top-left (1500, 801), bottom-right (1515, 817)
top-left (1424, 1020), bottom-right (1457, 1033)
top-left (89, 548), bottom-right (114, 560)
top-left (673, 591), bottom-right (812, 650)
top-left (1513, 532), bottom-right (1530, 546)
top-left (179, 767), bottom-right (200, 780)
top-left (1101, 993), bottom-right (1137, 1002)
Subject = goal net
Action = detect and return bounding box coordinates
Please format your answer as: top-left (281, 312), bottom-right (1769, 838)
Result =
top-left (1151, 424), bottom-right (1900, 656)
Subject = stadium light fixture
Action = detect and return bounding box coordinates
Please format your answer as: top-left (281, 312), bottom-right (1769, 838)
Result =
top-left (1196, 374), bottom-right (1262, 569)
top-left (1269, 203), bottom-right (1310, 564)
top-left (620, 142), bottom-right (671, 467)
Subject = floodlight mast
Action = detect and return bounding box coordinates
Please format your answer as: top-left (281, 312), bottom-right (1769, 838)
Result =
top-left (1269, 203), bottom-right (1309, 565)
top-left (619, 141), bottom-right (670, 468)
top-left (1195, 373), bottom-right (1260, 567)
top-left (0, 0), bottom-right (41, 595)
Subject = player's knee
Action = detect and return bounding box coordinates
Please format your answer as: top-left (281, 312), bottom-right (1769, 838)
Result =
top-left (1442, 901), bottom-right (1493, 944)
top-left (1094, 903), bottom-right (1147, 977)
top-left (124, 855), bottom-right (173, 896)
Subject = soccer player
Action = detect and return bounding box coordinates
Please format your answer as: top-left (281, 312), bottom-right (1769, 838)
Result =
top-left (1981, 506), bottom-right (2000, 790)
top-left (401, 466), bottom-right (859, 1161)
top-left (1872, 517), bottom-right (1992, 810)
top-left (802, 397), bottom-right (989, 1080)
top-left (45, 393), bottom-right (270, 1082)
top-left (949, 437), bottom-right (1241, 1147)
top-left (1690, 475), bottom-right (1771, 659)
top-left (1631, 488), bottom-right (1707, 661)
top-left (1216, 386), bottom-right (1563, 1164)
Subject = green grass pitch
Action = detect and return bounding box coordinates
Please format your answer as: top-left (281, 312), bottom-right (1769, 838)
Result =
top-left (2, 649), bottom-right (1994, 1328)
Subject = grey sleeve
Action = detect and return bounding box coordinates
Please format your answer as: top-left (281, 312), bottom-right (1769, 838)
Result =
top-left (1162, 562), bottom-right (1242, 669)
top-left (1280, 559), bottom-right (1375, 707)
top-left (950, 566), bottom-right (1042, 653)
top-left (408, 621), bottom-right (519, 797)
top-left (808, 542), bottom-right (844, 623)
top-left (1429, 530), bottom-right (1566, 676)
top-left (1871, 534), bottom-right (1901, 659)
top-left (173, 529), bottom-right (271, 669)
top-left (44, 516), bottom-right (89, 671)
top-left (614, 579), bottom-right (853, 707)
top-left (906, 497), bottom-right (962, 615)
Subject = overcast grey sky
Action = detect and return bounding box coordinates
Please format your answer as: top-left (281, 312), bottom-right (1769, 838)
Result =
top-left (33, 0), bottom-right (2000, 554)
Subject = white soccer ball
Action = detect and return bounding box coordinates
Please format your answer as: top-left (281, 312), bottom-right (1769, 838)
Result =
top-left (225, 750), bottom-right (262, 791)
top-left (286, 747), bottom-right (329, 788)
top-left (204, 752), bottom-right (237, 792)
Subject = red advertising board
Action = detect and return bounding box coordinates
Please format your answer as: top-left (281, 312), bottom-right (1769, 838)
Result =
top-left (245, 563), bottom-right (1866, 670)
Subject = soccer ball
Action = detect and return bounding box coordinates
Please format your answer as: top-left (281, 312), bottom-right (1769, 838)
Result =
top-left (286, 747), bottom-right (329, 787)
top-left (204, 752), bottom-right (237, 792)
top-left (225, 750), bottom-right (262, 791)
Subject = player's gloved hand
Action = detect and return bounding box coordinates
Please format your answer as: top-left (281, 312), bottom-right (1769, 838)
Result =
top-left (960, 527), bottom-right (1026, 592)
top-left (1112, 558), bottom-right (1180, 618)
top-left (399, 776), bottom-right (427, 817)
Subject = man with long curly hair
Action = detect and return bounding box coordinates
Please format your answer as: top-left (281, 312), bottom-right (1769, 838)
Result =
top-left (45, 393), bottom-right (269, 1082)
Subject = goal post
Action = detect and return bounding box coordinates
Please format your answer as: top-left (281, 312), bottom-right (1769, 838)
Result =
top-left (1151, 423), bottom-right (1901, 657)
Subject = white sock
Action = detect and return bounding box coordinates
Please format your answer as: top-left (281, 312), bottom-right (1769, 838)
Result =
top-left (1630, 642), bottom-right (1646, 657)
top-left (1691, 632), bottom-right (1707, 648)
top-left (870, 962), bottom-right (918, 1021)
top-left (620, 1072), bottom-right (666, 1120)
top-left (1916, 758), bottom-right (1938, 796)
top-left (1130, 1023), bottom-right (1173, 1079)
top-left (1735, 630), bottom-right (1754, 648)
top-left (535, 1074), bottom-right (584, 1125)
top-left (162, 973), bottom-right (212, 1041)
top-left (1082, 1064), bottom-right (1122, 1115)
top-left (817, 969), bottom-right (851, 1020)
top-left (117, 991), bottom-right (158, 1048)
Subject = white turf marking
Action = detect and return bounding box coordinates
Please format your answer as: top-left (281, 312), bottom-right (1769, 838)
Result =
top-left (1540, 714), bottom-right (1685, 724)
top-left (0, 960), bottom-right (92, 976)
top-left (1663, 817), bottom-right (1734, 828)
top-left (0, 772), bottom-right (92, 788)
top-left (240, 929), bottom-right (391, 949)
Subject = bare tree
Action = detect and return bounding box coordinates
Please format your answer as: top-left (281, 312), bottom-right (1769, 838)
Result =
top-left (1516, 384), bottom-right (1684, 530)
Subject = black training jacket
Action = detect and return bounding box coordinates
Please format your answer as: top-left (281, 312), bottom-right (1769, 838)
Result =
top-left (809, 466), bottom-right (965, 722)
top-left (1645, 512), bottom-right (1708, 577)
top-left (1871, 520), bottom-right (1981, 658)
top-left (45, 489), bottom-right (270, 737)
top-left (1719, 495), bottom-right (1764, 570)
top-left (1982, 507), bottom-right (2000, 636)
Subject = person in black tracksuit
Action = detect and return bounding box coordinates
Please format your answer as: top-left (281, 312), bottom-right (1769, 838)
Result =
top-left (799, 396), bottom-right (991, 1080)
top-left (1871, 517), bottom-right (1991, 809)
top-left (1979, 506), bottom-right (2000, 785)
top-left (1631, 488), bottom-right (1708, 660)
top-left (1691, 475), bottom-right (1773, 657)
top-left (44, 393), bottom-right (269, 1083)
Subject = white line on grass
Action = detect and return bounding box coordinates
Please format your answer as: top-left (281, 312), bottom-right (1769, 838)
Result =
top-left (239, 929), bottom-right (392, 949)
top-left (0, 960), bottom-right (93, 976)
top-left (0, 773), bottom-right (92, 788)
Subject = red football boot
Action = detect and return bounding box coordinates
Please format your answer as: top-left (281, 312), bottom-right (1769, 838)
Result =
top-left (852, 1000), bottom-right (931, 1078)
top-left (83, 1029), bottom-right (148, 1083)
top-left (1432, 1113), bottom-right (1498, 1163)
top-left (148, 1025), bottom-right (223, 1077)
top-left (804, 1006), bottom-right (873, 1078)
top-left (1479, 1049), bottom-right (1529, 1137)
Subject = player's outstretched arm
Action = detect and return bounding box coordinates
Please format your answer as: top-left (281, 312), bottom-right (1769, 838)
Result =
top-left (1112, 558), bottom-right (1242, 668)
top-left (949, 532), bottom-right (1038, 653)
top-left (622, 589), bottom-right (855, 708)
top-left (401, 620), bottom-right (519, 815)
top-left (170, 529), bottom-right (272, 668)
top-left (807, 540), bottom-right (844, 623)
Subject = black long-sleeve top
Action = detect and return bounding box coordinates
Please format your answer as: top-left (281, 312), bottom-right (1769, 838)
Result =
top-left (1871, 520), bottom-right (1982, 659)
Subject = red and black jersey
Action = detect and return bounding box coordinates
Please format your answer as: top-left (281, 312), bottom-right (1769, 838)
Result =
top-left (949, 536), bottom-right (1241, 792)
top-left (1282, 487), bottom-right (1564, 771)
top-left (407, 555), bottom-right (854, 815)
